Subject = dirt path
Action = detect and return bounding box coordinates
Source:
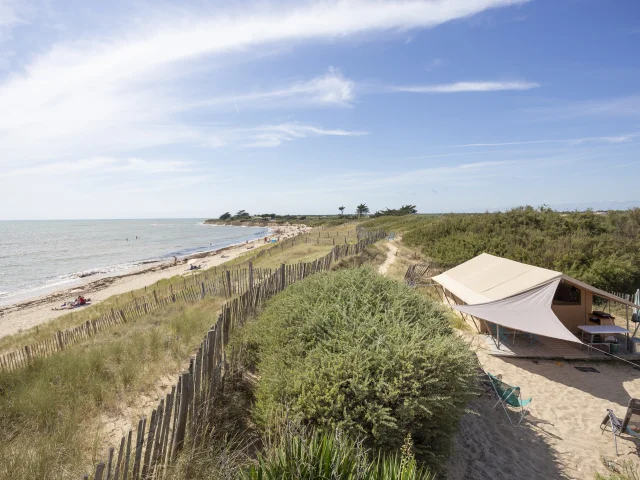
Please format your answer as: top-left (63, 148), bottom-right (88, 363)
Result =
top-left (378, 240), bottom-right (398, 275)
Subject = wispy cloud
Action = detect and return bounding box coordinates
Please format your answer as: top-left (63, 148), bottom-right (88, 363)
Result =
top-left (0, 156), bottom-right (195, 178)
top-left (194, 68), bottom-right (355, 109)
top-left (0, 0), bottom-right (529, 168)
top-left (203, 123), bottom-right (368, 148)
top-left (389, 80), bottom-right (539, 93)
top-left (527, 95), bottom-right (640, 119)
top-left (282, 160), bottom-right (515, 195)
top-left (448, 132), bottom-right (640, 147)
top-left (424, 58), bottom-right (443, 71)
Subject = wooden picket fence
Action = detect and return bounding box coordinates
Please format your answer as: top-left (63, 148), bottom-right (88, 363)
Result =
top-left (403, 262), bottom-right (445, 287)
top-left (82, 229), bottom-right (386, 479)
top-left (0, 227), bottom-right (361, 374)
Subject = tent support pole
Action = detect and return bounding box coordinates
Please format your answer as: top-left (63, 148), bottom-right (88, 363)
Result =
top-left (626, 305), bottom-right (630, 353)
top-left (497, 325), bottom-right (501, 349)
top-left (468, 314), bottom-right (481, 333)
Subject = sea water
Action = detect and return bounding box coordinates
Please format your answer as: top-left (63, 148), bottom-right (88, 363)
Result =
top-left (0, 219), bottom-right (268, 305)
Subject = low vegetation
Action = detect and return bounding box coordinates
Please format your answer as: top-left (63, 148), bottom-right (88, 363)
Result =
top-left (244, 423), bottom-right (433, 480)
top-left (209, 210), bottom-right (357, 226)
top-left (236, 268), bottom-right (476, 471)
top-left (362, 206), bottom-right (640, 292)
top-left (0, 296), bottom-right (223, 479)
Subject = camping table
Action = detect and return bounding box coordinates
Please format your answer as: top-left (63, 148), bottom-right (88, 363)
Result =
top-left (578, 325), bottom-right (630, 354)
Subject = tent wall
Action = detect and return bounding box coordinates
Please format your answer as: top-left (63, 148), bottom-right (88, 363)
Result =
top-left (551, 288), bottom-right (592, 334)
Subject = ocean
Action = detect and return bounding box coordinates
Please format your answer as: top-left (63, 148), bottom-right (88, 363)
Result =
top-left (0, 219), bottom-right (269, 306)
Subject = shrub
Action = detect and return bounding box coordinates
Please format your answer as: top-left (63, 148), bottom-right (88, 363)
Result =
top-left (243, 422), bottom-right (433, 480)
top-left (236, 268), bottom-right (476, 470)
top-left (361, 207), bottom-right (640, 292)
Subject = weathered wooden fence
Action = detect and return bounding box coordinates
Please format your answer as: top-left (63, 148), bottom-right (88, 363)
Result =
top-left (83, 229), bottom-right (386, 479)
top-left (0, 227), bottom-right (361, 373)
top-left (404, 262), bottom-right (445, 287)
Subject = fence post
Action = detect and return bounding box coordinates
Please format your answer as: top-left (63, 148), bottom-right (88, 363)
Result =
top-left (280, 263), bottom-right (286, 291)
top-left (171, 371), bottom-right (191, 461)
top-left (56, 331), bottom-right (64, 351)
top-left (249, 261), bottom-right (254, 296)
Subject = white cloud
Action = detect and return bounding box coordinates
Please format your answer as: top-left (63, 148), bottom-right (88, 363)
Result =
top-left (194, 67), bottom-right (355, 109)
top-left (282, 160), bottom-right (515, 195)
top-left (202, 122), bottom-right (368, 148)
top-left (390, 80), bottom-right (539, 93)
top-left (0, 156), bottom-right (194, 178)
top-left (448, 132), bottom-right (640, 147)
top-left (0, 0), bottom-right (529, 169)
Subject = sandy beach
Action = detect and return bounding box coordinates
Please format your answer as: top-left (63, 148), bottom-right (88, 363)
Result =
top-left (0, 224), bottom-right (308, 340)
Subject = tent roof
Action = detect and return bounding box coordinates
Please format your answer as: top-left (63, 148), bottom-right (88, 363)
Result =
top-left (433, 253), bottom-right (640, 344)
top-left (432, 253), bottom-right (561, 304)
top-left (432, 252), bottom-right (640, 309)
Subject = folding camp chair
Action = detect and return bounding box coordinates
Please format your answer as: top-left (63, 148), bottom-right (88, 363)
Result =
top-left (600, 398), bottom-right (640, 455)
top-left (475, 359), bottom-right (501, 397)
top-left (487, 373), bottom-right (532, 425)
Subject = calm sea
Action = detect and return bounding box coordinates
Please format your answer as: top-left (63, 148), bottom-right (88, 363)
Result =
top-left (0, 219), bottom-right (268, 305)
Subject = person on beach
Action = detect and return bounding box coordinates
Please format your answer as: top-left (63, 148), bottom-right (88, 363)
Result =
top-left (173, 256), bottom-right (177, 266)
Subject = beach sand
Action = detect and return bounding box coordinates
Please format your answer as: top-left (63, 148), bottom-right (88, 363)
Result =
top-left (0, 224), bottom-right (308, 340)
top-left (446, 332), bottom-right (640, 480)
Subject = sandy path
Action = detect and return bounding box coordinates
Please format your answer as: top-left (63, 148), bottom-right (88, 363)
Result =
top-left (378, 239), bottom-right (398, 275)
top-left (0, 225), bottom-right (308, 339)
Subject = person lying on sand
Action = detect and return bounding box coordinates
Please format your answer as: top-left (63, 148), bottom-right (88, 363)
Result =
top-left (52, 296), bottom-right (91, 310)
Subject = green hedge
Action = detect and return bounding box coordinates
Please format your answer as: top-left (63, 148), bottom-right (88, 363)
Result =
top-left (361, 207), bottom-right (640, 292)
top-left (236, 268), bottom-right (475, 470)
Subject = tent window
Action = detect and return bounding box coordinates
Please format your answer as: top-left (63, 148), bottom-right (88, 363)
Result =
top-left (553, 281), bottom-right (581, 305)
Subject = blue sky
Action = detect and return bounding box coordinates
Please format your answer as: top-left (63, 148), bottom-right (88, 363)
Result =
top-left (0, 0), bottom-right (639, 219)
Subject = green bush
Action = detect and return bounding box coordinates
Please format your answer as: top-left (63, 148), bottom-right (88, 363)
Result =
top-left (361, 207), bottom-right (640, 292)
top-left (243, 423), bottom-right (433, 480)
top-left (236, 268), bottom-right (476, 470)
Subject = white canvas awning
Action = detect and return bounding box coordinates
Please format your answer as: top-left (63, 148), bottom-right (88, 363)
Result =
top-left (452, 279), bottom-right (581, 344)
top-left (432, 253), bottom-right (640, 345)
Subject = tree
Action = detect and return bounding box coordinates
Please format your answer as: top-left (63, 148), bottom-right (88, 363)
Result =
top-left (339, 206), bottom-right (345, 216)
top-left (356, 203), bottom-right (370, 218)
top-left (234, 209), bottom-right (251, 219)
top-left (373, 204), bottom-right (418, 217)
top-left (219, 212), bottom-right (231, 220)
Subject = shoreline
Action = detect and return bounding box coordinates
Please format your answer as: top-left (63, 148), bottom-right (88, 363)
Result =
top-left (0, 224), bottom-right (308, 340)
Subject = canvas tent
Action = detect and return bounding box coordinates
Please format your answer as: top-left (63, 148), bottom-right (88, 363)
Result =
top-left (432, 253), bottom-right (640, 345)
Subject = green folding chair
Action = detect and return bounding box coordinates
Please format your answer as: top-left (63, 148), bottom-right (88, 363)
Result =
top-left (487, 373), bottom-right (532, 425)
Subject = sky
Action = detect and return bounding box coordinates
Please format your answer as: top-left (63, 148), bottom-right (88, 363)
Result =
top-left (0, 0), bottom-right (639, 220)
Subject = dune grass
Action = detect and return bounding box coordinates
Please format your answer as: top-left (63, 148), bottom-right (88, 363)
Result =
top-left (0, 225), bottom-right (356, 353)
top-left (243, 423), bottom-right (434, 480)
top-left (0, 296), bottom-right (223, 480)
